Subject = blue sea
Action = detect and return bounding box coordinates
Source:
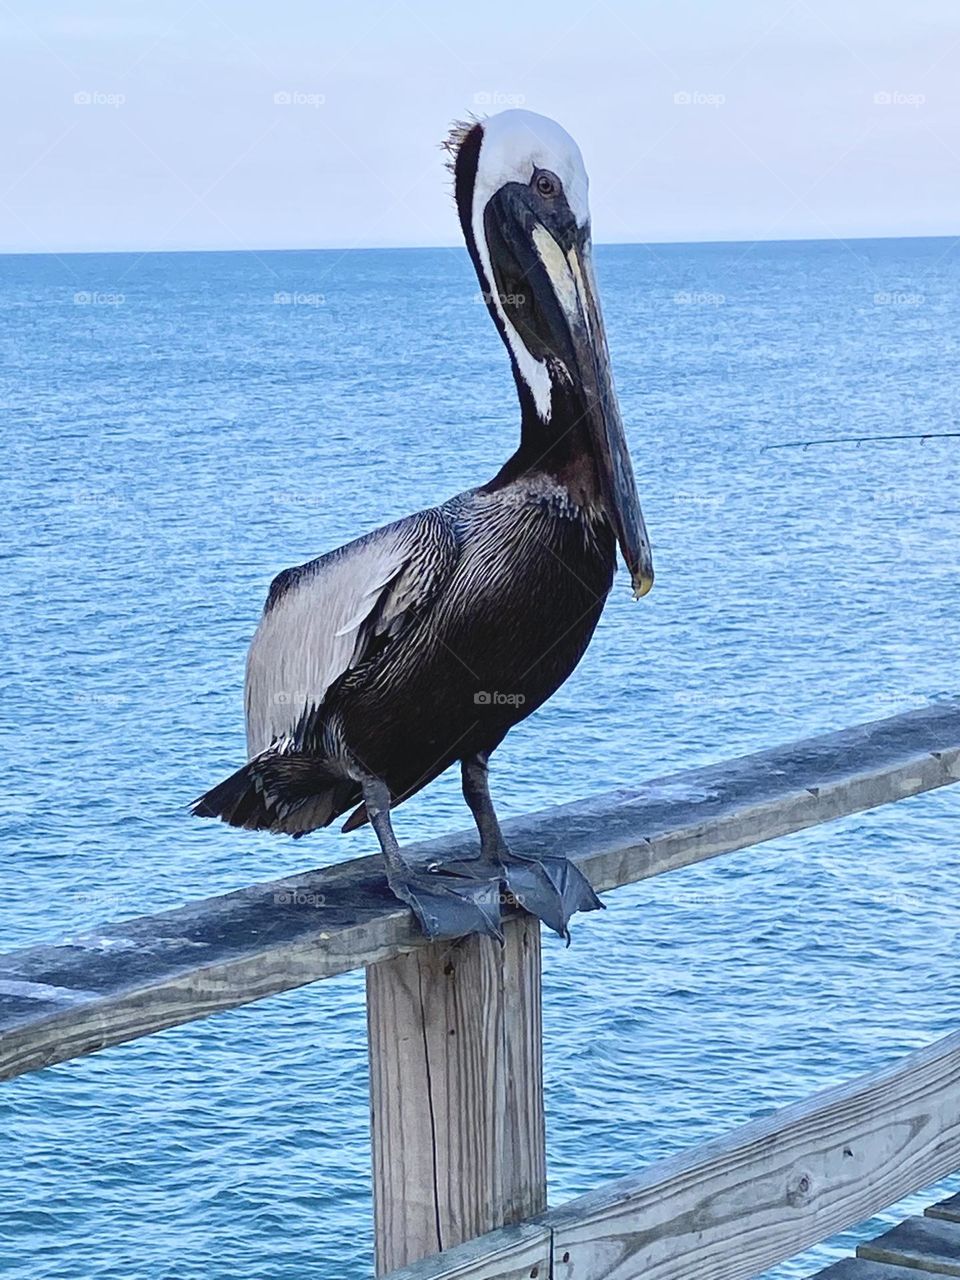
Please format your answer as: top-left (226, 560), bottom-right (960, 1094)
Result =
top-left (2, 238), bottom-right (959, 1279)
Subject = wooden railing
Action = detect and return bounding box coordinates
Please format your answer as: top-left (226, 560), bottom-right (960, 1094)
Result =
top-left (2, 701), bottom-right (959, 1279)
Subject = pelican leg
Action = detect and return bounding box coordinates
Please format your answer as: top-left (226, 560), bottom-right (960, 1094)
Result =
top-left (460, 753), bottom-right (604, 943)
top-left (360, 774), bottom-right (503, 943)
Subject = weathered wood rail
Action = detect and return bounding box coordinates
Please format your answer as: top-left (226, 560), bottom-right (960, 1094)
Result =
top-left (815, 1192), bottom-right (960, 1277)
top-left (2, 701), bottom-right (959, 1278)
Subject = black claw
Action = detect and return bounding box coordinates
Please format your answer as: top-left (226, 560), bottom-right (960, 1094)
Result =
top-left (387, 869), bottom-right (504, 944)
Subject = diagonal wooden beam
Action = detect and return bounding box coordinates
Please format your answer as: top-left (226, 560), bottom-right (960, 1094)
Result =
top-left (1, 701), bottom-right (958, 1082)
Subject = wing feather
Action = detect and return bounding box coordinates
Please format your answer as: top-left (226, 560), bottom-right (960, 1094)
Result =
top-left (244, 513), bottom-right (454, 757)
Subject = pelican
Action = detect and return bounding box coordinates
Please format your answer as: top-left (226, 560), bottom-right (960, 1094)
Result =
top-left (193, 109), bottom-right (654, 943)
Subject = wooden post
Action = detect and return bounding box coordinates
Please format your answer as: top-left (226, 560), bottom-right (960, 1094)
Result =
top-left (366, 915), bottom-right (546, 1276)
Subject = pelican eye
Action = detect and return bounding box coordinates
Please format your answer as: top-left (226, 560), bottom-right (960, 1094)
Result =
top-left (534, 170), bottom-right (561, 198)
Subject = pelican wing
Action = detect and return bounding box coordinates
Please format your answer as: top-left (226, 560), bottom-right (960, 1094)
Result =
top-left (245, 512), bottom-right (455, 757)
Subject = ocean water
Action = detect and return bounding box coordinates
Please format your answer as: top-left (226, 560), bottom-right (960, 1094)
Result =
top-left (1, 238), bottom-right (959, 1279)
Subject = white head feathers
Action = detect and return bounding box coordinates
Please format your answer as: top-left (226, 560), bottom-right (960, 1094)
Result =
top-left (471, 110), bottom-right (590, 230)
top-left (448, 110), bottom-right (592, 422)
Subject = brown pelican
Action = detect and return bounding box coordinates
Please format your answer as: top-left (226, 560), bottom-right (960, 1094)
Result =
top-left (193, 109), bottom-right (654, 943)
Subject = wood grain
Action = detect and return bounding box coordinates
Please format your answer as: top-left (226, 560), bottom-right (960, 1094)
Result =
top-left (928, 1195), bottom-right (960, 1225)
top-left (542, 1027), bottom-right (960, 1280)
top-left (1, 701), bottom-right (958, 1081)
top-left (380, 1221), bottom-right (550, 1280)
top-left (367, 916), bottom-right (545, 1276)
top-left (812, 1261), bottom-right (946, 1279)
top-left (859, 1217), bottom-right (960, 1275)
top-left (805, 1195), bottom-right (960, 1279)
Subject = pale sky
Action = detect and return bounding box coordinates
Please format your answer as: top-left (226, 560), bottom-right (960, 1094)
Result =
top-left (1, 0), bottom-right (958, 253)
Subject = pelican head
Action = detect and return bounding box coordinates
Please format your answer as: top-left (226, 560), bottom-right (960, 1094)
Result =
top-left (446, 108), bottom-right (653, 598)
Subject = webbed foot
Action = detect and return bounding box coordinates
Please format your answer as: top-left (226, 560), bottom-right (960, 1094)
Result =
top-left (459, 752), bottom-right (603, 943)
top-left (387, 866), bottom-right (504, 944)
top-left (444, 846), bottom-right (603, 942)
top-left (500, 851), bottom-right (603, 943)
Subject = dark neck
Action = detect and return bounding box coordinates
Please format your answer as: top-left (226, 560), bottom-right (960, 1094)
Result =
top-left (483, 377), bottom-right (601, 501)
top-left (451, 134), bottom-right (598, 499)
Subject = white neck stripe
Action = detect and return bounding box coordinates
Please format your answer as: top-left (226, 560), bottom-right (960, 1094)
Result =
top-left (468, 110), bottom-right (591, 423)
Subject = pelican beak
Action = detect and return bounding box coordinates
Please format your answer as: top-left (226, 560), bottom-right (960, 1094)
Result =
top-left (539, 231), bottom-right (654, 598)
top-left (484, 190), bottom-right (654, 598)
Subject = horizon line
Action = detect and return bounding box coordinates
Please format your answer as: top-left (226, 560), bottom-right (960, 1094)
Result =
top-left (1, 231), bottom-right (958, 259)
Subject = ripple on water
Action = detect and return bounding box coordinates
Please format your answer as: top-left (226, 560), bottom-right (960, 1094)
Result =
top-left (2, 241), bottom-right (959, 1278)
